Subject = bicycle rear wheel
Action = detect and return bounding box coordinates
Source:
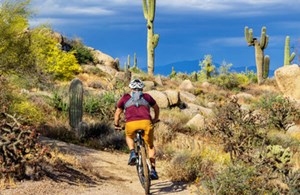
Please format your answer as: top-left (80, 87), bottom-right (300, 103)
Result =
top-left (136, 145), bottom-right (150, 194)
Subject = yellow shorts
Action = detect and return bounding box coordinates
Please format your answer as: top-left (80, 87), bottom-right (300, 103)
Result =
top-left (125, 120), bottom-right (154, 148)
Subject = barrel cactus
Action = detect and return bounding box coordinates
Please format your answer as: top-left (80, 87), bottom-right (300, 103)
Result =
top-left (69, 78), bottom-right (83, 130)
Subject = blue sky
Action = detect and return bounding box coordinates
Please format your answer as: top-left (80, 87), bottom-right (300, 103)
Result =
top-left (29, 0), bottom-right (300, 74)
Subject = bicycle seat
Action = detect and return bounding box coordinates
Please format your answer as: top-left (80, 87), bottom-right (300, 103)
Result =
top-left (136, 129), bottom-right (145, 134)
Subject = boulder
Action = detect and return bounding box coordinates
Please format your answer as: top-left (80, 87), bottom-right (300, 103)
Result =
top-left (92, 49), bottom-right (118, 69)
top-left (96, 64), bottom-right (117, 77)
top-left (179, 91), bottom-right (196, 103)
top-left (233, 92), bottom-right (255, 104)
top-left (287, 125), bottom-right (300, 140)
top-left (145, 90), bottom-right (169, 108)
top-left (186, 114), bottom-right (205, 130)
top-left (155, 75), bottom-right (164, 86)
top-left (179, 79), bottom-right (195, 92)
top-left (143, 81), bottom-right (155, 91)
top-left (275, 64), bottom-right (300, 100)
top-left (182, 103), bottom-right (214, 117)
top-left (164, 90), bottom-right (180, 106)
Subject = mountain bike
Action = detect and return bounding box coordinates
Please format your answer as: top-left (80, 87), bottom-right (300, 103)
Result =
top-left (134, 129), bottom-right (151, 195)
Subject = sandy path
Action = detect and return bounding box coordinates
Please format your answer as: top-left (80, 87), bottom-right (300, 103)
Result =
top-left (1, 138), bottom-right (193, 195)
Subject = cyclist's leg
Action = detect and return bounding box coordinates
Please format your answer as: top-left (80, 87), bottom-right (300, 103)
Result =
top-left (125, 122), bottom-right (136, 150)
top-left (125, 121), bottom-right (139, 165)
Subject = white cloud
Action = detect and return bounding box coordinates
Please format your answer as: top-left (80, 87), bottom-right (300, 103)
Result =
top-left (203, 37), bottom-right (246, 47)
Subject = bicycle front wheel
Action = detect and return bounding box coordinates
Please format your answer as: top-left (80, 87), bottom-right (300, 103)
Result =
top-left (136, 145), bottom-right (150, 194)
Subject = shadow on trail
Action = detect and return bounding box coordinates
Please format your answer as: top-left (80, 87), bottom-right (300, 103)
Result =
top-left (41, 161), bottom-right (99, 186)
top-left (150, 181), bottom-right (188, 194)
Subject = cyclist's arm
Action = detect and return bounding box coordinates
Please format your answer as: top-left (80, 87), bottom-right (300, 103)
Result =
top-left (114, 107), bottom-right (123, 126)
top-left (152, 103), bottom-right (160, 123)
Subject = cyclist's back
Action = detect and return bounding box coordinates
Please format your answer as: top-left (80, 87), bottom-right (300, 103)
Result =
top-left (114, 79), bottom-right (160, 180)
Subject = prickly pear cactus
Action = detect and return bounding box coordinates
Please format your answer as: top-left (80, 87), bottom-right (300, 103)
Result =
top-left (265, 145), bottom-right (291, 171)
top-left (69, 78), bottom-right (83, 129)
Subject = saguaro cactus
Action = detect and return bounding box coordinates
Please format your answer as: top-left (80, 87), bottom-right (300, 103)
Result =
top-left (143, 0), bottom-right (159, 76)
top-left (134, 52), bottom-right (137, 68)
top-left (245, 26), bottom-right (270, 84)
top-left (69, 78), bottom-right (83, 129)
top-left (284, 36), bottom-right (296, 66)
top-left (127, 54), bottom-right (131, 69)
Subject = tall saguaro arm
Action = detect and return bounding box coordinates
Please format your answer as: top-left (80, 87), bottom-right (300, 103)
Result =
top-left (244, 26), bottom-right (270, 84)
top-left (142, 0), bottom-right (159, 76)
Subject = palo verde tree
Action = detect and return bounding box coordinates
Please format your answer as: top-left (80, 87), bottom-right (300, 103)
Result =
top-left (199, 54), bottom-right (216, 80)
top-left (0, 0), bottom-right (34, 75)
top-left (244, 26), bottom-right (270, 84)
top-left (142, 0), bottom-right (159, 76)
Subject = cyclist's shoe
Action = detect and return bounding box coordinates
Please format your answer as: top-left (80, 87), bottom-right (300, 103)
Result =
top-left (150, 168), bottom-right (159, 180)
top-left (128, 150), bottom-right (137, 166)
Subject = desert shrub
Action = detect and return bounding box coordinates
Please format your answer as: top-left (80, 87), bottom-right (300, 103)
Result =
top-left (208, 73), bottom-right (241, 90)
top-left (0, 76), bottom-right (13, 112)
top-left (166, 151), bottom-right (204, 182)
top-left (39, 124), bottom-right (79, 144)
top-left (154, 122), bottom-right (175, 145)
top-left (256, 95), bottom-right (300, 131)
top-left (51, 91), bottom-right (68, 112)
top-left (10, 100), bottom-right (45, 125)
top-left (285, 170), bottom-right (300, 194)
top-left (83, 123), bottom-right (126, 150)
top-left (68, 38), bottom-right (94, 64)
top-left (83, 95), bottom-right (101, 116)
top-left (97, 92), bottom-right (118, 121)
top-left (205, 98), bottom-right (267, 163)
top-left (205, 164), bottom-right (265, 195)
top-left (0, 113), bottom-right (51, 180)
top-left (159, 108), bottom-right (191, 134)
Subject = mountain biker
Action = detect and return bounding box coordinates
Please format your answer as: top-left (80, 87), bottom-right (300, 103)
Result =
top-left (114, 79), bottom-right (160, 180)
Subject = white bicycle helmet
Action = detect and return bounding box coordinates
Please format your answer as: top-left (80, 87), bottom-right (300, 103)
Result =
top-left (129, 79), bottom-right (145, 89)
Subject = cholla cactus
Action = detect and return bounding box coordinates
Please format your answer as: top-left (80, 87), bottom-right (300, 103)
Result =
top-left (0, 113), bottom-right (50, 179)
top-left (265, 145), bottom-right (291, 171)
top-left (69, 78), bottom-right (83, 129)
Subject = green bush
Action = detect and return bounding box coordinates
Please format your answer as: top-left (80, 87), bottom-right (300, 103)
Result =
top-left (51, 91), bottom-right (69, 112)
top-left (11, 100), bottom-right (45, 125)
top-left (69, 39), bottom-right (94, 64)
top-left (205, 98), bottom-right (267, 163)
top-left (205, 164), bottom-right (264, 195)
top-left (208, 73), bottom-right (241, 90)
top-left (166, 151), bottom-right (203, 182)
top-left (83, 95), bottom-right (101, 116)
top-left (255, 95), bottom-right (300, 131)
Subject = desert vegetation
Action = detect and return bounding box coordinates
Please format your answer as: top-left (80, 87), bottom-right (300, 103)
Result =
top-left (1, 0), bottom-right (300, 194)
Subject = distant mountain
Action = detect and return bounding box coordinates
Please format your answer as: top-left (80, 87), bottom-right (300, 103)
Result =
top-left (153, 59), bottom-right (274, 77)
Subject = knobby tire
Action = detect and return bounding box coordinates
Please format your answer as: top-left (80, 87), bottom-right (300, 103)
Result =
top-left (137, 145), bottom-right (150, 195)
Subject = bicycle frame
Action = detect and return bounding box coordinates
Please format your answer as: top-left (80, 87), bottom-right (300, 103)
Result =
top-left (134, 129), bottom-right (151, 195)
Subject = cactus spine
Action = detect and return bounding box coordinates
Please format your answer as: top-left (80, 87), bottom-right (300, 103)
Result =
top-left (245, 26), bottom-right (270, 84)
top-left (69, 78), bottom-right (83, 129)
top-left (284, 36), bottom-right (296, 65)
top-left (143, 0), bottom-right (159, 76)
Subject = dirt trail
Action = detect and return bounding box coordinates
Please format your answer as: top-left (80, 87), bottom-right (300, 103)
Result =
top-left (1, 138), bottom-right (194, 195)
